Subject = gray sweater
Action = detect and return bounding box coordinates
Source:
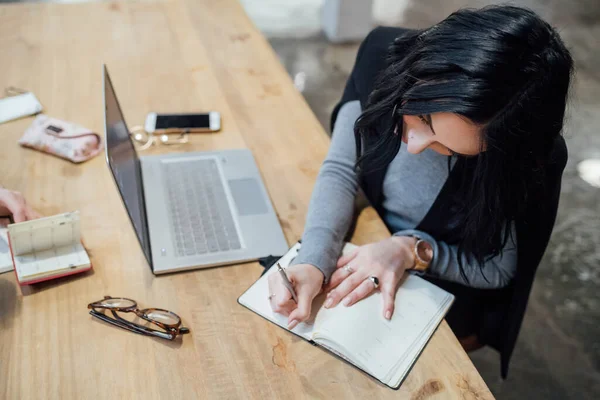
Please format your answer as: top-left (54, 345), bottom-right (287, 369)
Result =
top-left (293, 100), bottom-right (517, 289)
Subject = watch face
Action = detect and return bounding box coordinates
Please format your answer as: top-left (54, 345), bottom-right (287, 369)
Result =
top-left (417, 240), bottom-right (433, 263)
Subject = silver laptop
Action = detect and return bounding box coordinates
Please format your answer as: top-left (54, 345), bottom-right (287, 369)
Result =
top-left (103, 66), bottom-right (288, 274)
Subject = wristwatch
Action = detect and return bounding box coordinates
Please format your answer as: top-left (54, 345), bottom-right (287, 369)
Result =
top-left (411, 238), bottom-right (433, 272)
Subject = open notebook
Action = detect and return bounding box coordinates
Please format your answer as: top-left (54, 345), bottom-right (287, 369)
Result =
top-left (7, 211), bottom-right (92, 285)
top-left (238, 242), bottom-right (454, 389)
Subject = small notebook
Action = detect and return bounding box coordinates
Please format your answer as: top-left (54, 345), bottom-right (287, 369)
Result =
top-left (238, 242), bottom-right (454, 389)
top-left (7, 211), bottom-right (92, 285)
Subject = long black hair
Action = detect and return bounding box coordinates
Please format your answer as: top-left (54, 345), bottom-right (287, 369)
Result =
top-left (355, 5), bottom-right (573, 280)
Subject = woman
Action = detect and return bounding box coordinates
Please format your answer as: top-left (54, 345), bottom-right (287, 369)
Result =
top-left (268, 5), bottom-right (573, 376)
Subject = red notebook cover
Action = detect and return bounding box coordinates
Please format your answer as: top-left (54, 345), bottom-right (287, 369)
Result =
top-left (7, 232), bottom-right (92, 286)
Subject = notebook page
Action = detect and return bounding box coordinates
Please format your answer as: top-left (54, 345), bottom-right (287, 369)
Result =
top-left (9, 212), bottom-right (81, 256)
top-left (8, 212), bottom-right (88, 279)
top-left (387, 292), bottom-right (453, 387)
top-left (15, 242), bottom-right (90, 279)
top-left (311, 274), bottom-right (453, 384)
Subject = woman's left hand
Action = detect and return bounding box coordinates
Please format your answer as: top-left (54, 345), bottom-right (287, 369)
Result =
top-left (0, 187), bottom-right (41, 223)
top-left (323, 236), bottom-right (417, 320)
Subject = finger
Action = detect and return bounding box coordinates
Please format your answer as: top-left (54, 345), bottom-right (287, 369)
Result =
top-left (342, 277), bottom-right (376, 307)
top-left (324, 272), bottom-right (364, 309)
top-left (325, 262), bottom-right (355, 292)
top-left (26, 207), bottom-right (42, 221)
top-left (268, 274), bottom-right (293, 315)
top-left (1, 194), bottom-right (26, 223)
top-left (274, 269), bottom-right (296, 302)
top-left (271, 298), bottom-right (295, 316)
top-left (11, 210), bottom-right (27, 223)
top-left (381, 277), bottom-right (400, 320)
top-left (336, 248), bottom-right (359, 269)
top-left (288, 287), bottom-right (314, 329)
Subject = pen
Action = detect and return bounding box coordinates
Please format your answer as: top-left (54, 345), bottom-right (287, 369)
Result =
top-left (277, 263), bottom-right (298, 303)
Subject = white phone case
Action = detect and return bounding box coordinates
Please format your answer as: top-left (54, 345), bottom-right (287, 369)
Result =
top-left (0, 92), bottom-right (43, 124)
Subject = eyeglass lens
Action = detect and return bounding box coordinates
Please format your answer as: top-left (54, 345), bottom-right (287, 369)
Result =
top-left (145, 309), bottom-right (180, 325)
top-left (100, 298), bottom-right (136, 308)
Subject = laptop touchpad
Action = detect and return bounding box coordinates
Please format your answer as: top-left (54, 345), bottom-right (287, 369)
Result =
top-left (228, 178), bottom-right (269, 216)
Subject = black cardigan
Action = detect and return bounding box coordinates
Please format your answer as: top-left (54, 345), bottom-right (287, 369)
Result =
top-left (331, 27), bottom-right (567, 378)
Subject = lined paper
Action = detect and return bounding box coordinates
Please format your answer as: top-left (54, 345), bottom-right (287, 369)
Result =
top-left (7, 212), bottom-right (90, 280)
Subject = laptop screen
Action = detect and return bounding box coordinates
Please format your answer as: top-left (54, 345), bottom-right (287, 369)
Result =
top-left (103, 66), bottom-right (152, 267)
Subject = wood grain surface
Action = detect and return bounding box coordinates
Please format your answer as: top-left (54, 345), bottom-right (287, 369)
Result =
top-left (0, 1), bottom-right (493, 398)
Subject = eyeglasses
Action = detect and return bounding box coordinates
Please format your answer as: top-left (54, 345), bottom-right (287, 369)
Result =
top-left (129, 125), bottom-right (189, 150)
top-left (88, 296), bottom-right (190, 340)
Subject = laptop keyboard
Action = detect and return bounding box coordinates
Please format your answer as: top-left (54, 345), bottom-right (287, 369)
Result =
top-left (163, 158), bottom-right (242, 257)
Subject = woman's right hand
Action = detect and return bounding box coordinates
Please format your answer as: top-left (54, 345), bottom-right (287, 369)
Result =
top-left (268, 263), bottom-right (324, 330)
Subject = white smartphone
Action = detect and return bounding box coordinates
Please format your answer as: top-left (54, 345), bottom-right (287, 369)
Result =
top-left (0, 92), bottom-right (43, 124)
top-left (144, 112), bottom-right (221, 133)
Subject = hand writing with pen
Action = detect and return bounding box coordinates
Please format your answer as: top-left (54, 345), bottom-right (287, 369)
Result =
top-left (268, 237), bottom-right (418, 329)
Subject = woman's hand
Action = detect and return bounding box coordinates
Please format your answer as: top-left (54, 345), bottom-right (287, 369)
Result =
top-left (324, 237), bottom-right (416, 320)
top-left (0, 187), bottom-right (41, 223)
top-left (268, 263), bottom-right (324, 330)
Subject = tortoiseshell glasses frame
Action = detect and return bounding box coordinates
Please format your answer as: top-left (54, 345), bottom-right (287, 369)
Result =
top-left (88, 296), bottom-right (190, 340)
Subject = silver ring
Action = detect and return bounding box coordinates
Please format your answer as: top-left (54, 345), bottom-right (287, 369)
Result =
top-left (368, 276), bottom-right (379, 289)
top-left (268, 294), bottom-right (275, 300)
top-left (343, 265), bottom-right (354, 273)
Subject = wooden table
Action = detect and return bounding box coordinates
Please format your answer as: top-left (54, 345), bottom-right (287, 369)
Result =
top-left (0, 1), bottom-right (493, 398)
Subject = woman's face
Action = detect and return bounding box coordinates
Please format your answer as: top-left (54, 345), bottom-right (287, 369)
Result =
top-left (401, 113), bottom-right (484, 156)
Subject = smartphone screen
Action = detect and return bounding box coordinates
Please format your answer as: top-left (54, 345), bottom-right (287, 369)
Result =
top-left (155, 114), bottom-right (210, 129)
